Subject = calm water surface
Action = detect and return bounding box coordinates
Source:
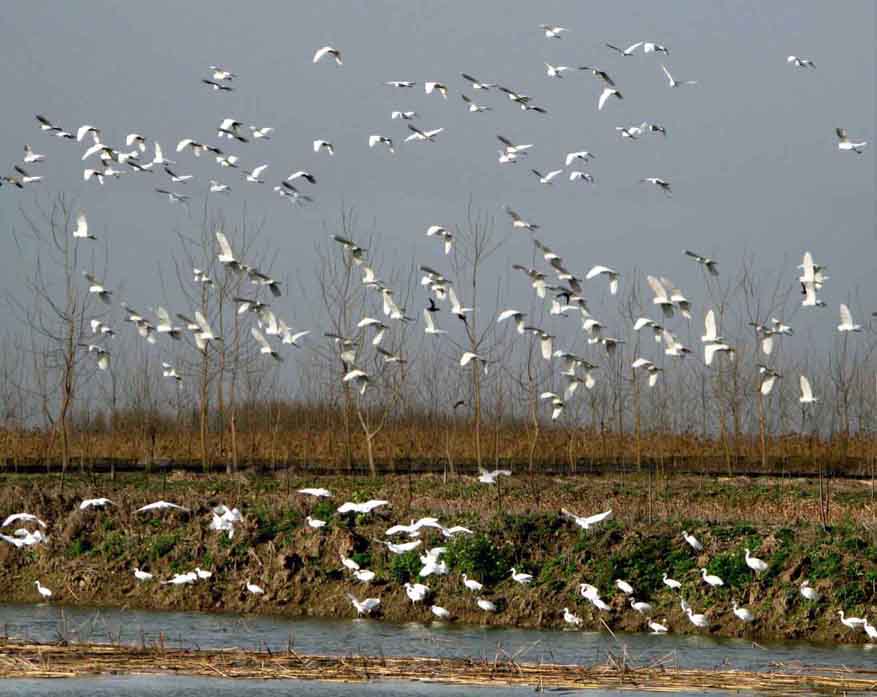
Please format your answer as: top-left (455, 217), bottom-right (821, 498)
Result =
top-left (0, 603), bottom-right (873, 696)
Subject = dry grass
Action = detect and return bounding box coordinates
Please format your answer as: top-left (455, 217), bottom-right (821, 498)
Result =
top-left (1, 640), bottom-right (875, 693)
top-left (2, 419), bottom-right (876, 476)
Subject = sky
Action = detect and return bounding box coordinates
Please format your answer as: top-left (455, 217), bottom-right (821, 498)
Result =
top-left (0, 1), bottom-right (874, 363)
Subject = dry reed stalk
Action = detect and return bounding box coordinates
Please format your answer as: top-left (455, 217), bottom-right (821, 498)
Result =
top-left (0, 641), bottom-right (875, 693)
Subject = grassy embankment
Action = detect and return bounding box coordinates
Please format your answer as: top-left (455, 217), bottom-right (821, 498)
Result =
top-left (0, 471), bottom-right (875, 643)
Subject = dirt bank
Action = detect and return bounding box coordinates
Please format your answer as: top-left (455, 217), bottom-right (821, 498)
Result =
top-left (0, 472), bottom-right (874, 643)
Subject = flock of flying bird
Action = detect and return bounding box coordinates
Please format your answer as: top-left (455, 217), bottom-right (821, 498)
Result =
top-left (6, 486), bottom-right (877, 641)
top-left (2, 17), bottom-right (873, 641)
top-left (2, 23), bottom-right (869, 419)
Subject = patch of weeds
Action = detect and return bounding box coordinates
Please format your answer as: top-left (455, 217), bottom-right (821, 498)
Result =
top-left (65, 538), bottom-right (92, 558)
top-left (310, 500), bottom-right (335, 522)
top-left (350, 551), bottom-right (372, 569)
top-left (98, 531), bottom-right (127, 560)
top-left (388, 550), bottom-right (421, 584)
top-left (705, 551), bottom-right (749, 589)
top-left (445, 533), bottom-right (512, 586)
top-left (538, 554), bottom-right (577, 592)
top-left (149, 533), bottom-right (179, 560)
top-left (808, 551), bottom-right (842, 580)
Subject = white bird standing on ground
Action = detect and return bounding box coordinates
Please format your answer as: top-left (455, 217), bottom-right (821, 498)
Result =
top-left (649, 619), bottom-right (669, 634)
top-left (744, 548), bottom-right (768, 574)
top-left (799, 375), bottom-right (818, 404)
top-left (431, 605), bottom-right (451, 620)
top-left (631, 599), bottom-right (654, 615)
top-left (835, 128), bottom-right (867, 153)
top-left (733, 602), bottom-right (754, 623)
top-left (838, 304), bottom-right (862, 332)
top-left (348, 593), bottom-right (380, 615)
top-left (306, 516), bottom-right (327, 529)
top-left (133, 568), bottom-right (153, 581)
top-left (838, 610), bottom-right (866, 631)
top-left (682, 530), bottom-right (703, 551)
top-left (661, 64), bottom-right (697, 87)
top-left (476, 598), bottom-right (497, 612)
top-left (246, 581), bottom-right (265, 595)
top-left (701, 568), bottom-right (724, 587)
top-left (163, 572), bottom-right (197, 586)
top-left (662, 573), bottom-right (682, 590)
top-left (35, 581), bottom-right (53, 599)
top-left (510, 568), bottom-right (533, 585)
top-left (615, 579), bottom-right (634, 595)
top-left (462, 574), bottom-right (483, 592)
top-left (800, 580), bottom-right (820, 601)
top-left (563, 608), bottom-right (583, 627)
top-left (313, 46), bottom-right (342, 65)
top-left (404, 582), bottom-right (430, 603)
top-left (686, 608), bottom-right (709, 628)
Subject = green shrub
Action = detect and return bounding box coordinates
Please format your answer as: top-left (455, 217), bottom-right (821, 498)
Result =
top-left (388, 550), bottom-right (421, 584)
top-left (65, 538), bottom-right (92, 558)
top-left (446, 533), bottom-right (511, 586)
top-left (98, 531), bottom-right (127, 560)
top-left (705, 551), bottom-right (749, 589)
top-left (149, 533), bottom-right (179, 560)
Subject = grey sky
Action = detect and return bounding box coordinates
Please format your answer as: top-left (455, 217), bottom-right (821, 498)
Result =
top-left (1, 1), bottom-right (874, 353)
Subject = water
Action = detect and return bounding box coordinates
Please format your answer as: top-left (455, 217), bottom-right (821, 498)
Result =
top-left (0, 604), bottom-right (873, 696)
top-left (0, 676), bottom-right (708, 697)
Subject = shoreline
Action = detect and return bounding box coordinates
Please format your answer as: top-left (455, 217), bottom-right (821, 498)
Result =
top-left (1, 640), bottom-right (875, 693)
top-left (0, 473), bottom-right (874, 645)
